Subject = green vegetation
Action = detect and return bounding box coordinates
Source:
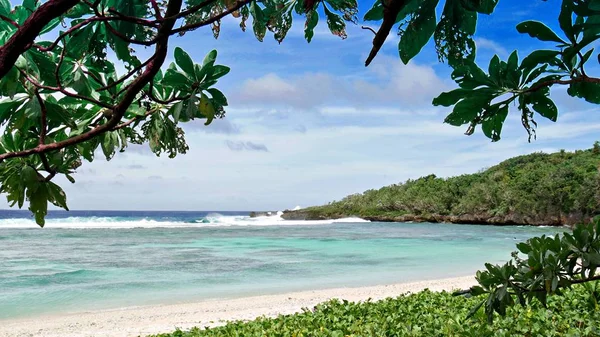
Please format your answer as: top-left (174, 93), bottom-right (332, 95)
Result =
top-left (151, 285), bottom-right (600, 337)
top-left (470, 218), bottom-right (600, 322)
top-left (286, 146), bottom-right (600, 226)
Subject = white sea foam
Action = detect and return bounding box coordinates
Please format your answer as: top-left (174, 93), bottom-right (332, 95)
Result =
top-left (0, 213), bottom-right (369, 229)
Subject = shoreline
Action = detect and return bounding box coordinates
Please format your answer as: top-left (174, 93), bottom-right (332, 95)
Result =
top-left (0, 275), bottom-right (475, 337)
top-left (281, 210), bottom-right (581, 227)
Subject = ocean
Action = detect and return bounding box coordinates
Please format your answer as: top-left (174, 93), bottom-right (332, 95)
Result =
top-left (0, 210), bottom-right (563, 320)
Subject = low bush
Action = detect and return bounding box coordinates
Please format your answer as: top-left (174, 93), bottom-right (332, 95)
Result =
top-left (151, 284), bottom-right (600, 337)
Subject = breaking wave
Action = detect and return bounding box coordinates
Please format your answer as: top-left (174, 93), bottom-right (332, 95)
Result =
top-left (0, 212), bottom-right (369, 229)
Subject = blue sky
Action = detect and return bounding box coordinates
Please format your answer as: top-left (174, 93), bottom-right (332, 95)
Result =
top-left (8, 0), bottom-right (600, 211)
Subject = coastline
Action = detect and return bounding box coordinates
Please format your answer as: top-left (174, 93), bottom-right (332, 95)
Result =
top-left (280, 210), bottom-right (583, 227)
top-left (0, 275), bottom-right (475, 337)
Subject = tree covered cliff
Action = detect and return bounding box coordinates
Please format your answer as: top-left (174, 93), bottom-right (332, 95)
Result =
top-left (283, 144), bottom-right (600, 226)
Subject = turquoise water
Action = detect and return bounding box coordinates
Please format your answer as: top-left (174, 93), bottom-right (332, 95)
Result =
top-left (0, 211), bottom-right (563, 320)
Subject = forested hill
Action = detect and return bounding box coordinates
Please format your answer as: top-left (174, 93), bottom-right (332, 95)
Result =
top-left (282, 145), bottom-right (600, 226)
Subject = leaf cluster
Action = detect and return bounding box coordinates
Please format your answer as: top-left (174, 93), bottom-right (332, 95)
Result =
top-left (467, 217), bottom-right (600, 323)
top-left (433, 0), bottom-right (600, 141)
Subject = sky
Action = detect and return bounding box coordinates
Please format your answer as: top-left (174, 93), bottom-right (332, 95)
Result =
top-left (7, 0), bottom-right (600, 211)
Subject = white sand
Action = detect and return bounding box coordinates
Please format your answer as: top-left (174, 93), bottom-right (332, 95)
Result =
top-left (0, 276), bottom-right (475, 337)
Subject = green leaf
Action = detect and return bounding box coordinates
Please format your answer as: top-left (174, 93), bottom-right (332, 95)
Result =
top-left (516, 21), bottom-right (566, 43)
top-left (488, 55), bottom-right (501, 82)
top-left (210, 65), bottom-right (230, 80)
top-left (507, 51), bottom-right (519, 74)
top-left (472, 0), bottom-right (499, 14)
top-left (46, 181), bottom-right (68, 210)
top-left (432, 88), bottom-right (470, 107)
top-left (202, 50), bottom-right (218, 67)
top-left (0, 0), bottom-right (10, 16)
top-left (21, 166), bottom-right (39, 190)
top-left (65, 3), bottom-right (92, 18)
top-left (559, 0), bottom-right (575, 42)
top-left (65, 174), bottom-right (75, 184)
top-left (66, 24), bottom-right (95, 58)
top-left (23, 0), bottom-right (36, 11)
top-left (323, 5), bottom-right (347, 39)
top-left (250, 1), bottom-right (266, 41)
top-left (180, 95), bottom-right (197, 123)
top-left (482, 104), bottom-right (509, 141)
top-left (23, 97), bottom-right (41, 119)
top-left (27, 50), bottom-right (58, 86)
top-left (516, 242), bottom-right (531, 254)
top-left (444, 94), bottom-right (491, 126)
top-left (46, 101), bottom-right (76, 129)
top-left (207, 88), bottom-right (228, 106)
top-left (398, 0), bottom-right (438, 64)
top-left (41, 18), bottom-right (62, 35)
top-left (174, 47), bottom-right (196, 78)
top-left (28, 183), bottom-right (48, 227)
top-left (568, 81), bottom-right (600, 104)
top-left (452, 59), bottom-right (493, 89)
top-left (101, 131), bottom-right (117, 160)
top-left (305, 10), bottom-right (319, 43)
top-left (199, 92), bottom-right (216, 125)
top-left (363, 0), bottom-right (383, 21)
top-left (169, 101), bottom-right (183, 123)
top-left (581, 48), bottom-right (594, 65)
top-left (163, 69), bottom-right (194, 91)
top-left (0, 100), bottom-right (24, 125)
top-left (520, 50), bottom-right (561, 78)
top-left (71, 68), bottom-right (92, 96)
top-left (465, 299), bottom-right (486, 320)
top-left (0, 67), bottom-right (21, 99)
top-left (583, 14), bottom-right (600, 40)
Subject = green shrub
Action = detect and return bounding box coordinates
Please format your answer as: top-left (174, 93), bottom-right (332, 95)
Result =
top-left (150, 285), bottom-right (600, 337)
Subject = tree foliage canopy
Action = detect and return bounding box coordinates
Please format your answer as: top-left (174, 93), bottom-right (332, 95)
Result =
top-left (287, 146), bottom-right (600, 226)
top-left (0, 0), bottom-right (598, 225)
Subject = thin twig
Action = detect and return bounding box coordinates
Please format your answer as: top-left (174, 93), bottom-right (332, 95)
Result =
top-left (0, 14), bottom-right (20, 28)
top-left (361, 26), bottom-right (376, 35)
top-left (170, 0), bottom-right (252, 34)
top-left (97, 55), bottom-right (155, 92)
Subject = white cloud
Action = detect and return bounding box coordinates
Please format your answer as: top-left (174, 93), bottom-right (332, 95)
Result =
top-left (475, 38), bottom-right (508, 57)
top-left (235, 57), bottom-right (450, 110)
top-left (225, 140), bottom-right (269, 152)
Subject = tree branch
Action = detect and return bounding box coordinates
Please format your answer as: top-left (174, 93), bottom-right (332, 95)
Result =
top-left (365, 0), bottom-right (406, 66)
top-left (523, 76), bottom-right (600, 94)
top-left (18, 67), bottom-right (113, 109)
top-left (170, 0), bottom-right (252, 35)
top-left (97, 55), bottom-right (156, 92)
top-left (112, 109), bottom-right (156, 130)
top-left (0, 14), bottom-right (20, 29)
top-left (0, 0), bottom-right (80, 78)
top-left (39, 154), bottom-right (56, 182)
top-left (35, 16), bottom-right (158, 52)
top-left (150, 0), bottom-right (163, 20)
top-left (166, 0), bottom-right (216, 21)
top-left (0, 0), bottom-right (183, 162)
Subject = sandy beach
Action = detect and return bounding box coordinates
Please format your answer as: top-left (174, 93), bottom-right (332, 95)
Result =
top-left (0, 276), bottom-right (475, 337)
